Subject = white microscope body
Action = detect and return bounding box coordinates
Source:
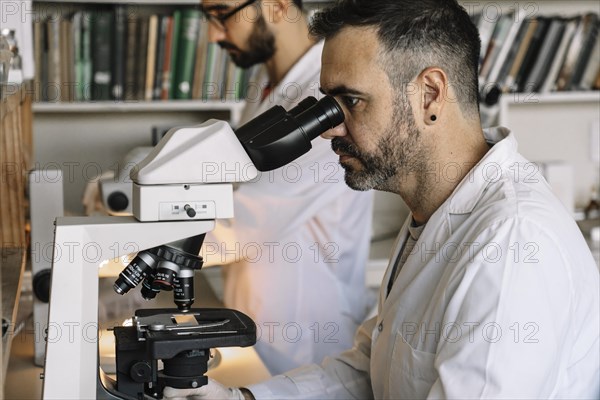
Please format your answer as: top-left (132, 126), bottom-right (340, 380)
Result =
top-left (40, 95), bottom-right (343, 399)
top-left (41, 120), bottom-right (258, 400)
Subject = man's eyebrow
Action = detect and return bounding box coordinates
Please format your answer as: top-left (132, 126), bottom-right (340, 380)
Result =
top-left (202, 4), bottom-right (229, 11)
top-left (319, 85), bottom-right (364, 97)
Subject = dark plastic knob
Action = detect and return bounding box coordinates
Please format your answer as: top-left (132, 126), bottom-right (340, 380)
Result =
top-left (130, 361), bottom-right (152, 382)
top-left (33, 269), bottom-right (52, 303)
top-left (184, 204), bottom-right (196, 218)
top-left (107, 191), bottom-right (129, 212)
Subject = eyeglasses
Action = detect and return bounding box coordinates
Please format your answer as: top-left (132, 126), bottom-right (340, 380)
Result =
top-left (200, 0), bottom-right (259, 31)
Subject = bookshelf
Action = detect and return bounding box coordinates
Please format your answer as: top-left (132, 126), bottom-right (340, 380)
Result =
top-left (463, 0), bottom-right (600, 212)
top-left (30, 0), bottom-right (253, 213)
top-left (29, 0), bottom-right (600, 214)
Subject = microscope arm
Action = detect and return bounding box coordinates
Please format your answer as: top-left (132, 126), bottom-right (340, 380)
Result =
top-left (42, 217), bottom-right (214, 400)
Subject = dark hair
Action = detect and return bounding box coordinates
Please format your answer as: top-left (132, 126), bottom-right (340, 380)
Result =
top-left (292, 0), bottom-right (302, 10)
top-left (310, 0), bottom-right (481, 117)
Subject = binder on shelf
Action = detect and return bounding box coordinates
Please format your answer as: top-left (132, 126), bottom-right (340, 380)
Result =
top-left (567, 13), bottom-right (599, 90)
top-left (167, 9), bottom-right (182, 100)
top-left (33, 19), bottom-right (44, 101)
top-left (539, 18), bottom-right (578, 94)
top-left (59, 18), bottom-right (73, 102)
top-left (46, 17), bottom-right (61, 102)
top-left (124, 13), bottom-right (139, 101)
top-left (515, 17), bottom-right (550, 93)
top-left (111, 5), bottom-right (126, 101)
top-left (72, 12), bottom-right (82, 101)
top-left (556, 14), bottom-right (594, 91)
top-left (145, 14), bottom-right (158, 101)
top-left (174, 9), bottom-right (201, 100)
top-left (202, 42), bottom-right (218, 100)
top-left (486, 8), bottom-right (527, 91)
top-left (136, 17), bottom-right (150, 101)
top-left (153, 14), bottom-right (169, 100)
top-left (494, 18), bottom-right (530, 92)
top-left (480, 13), bottom-right (513, 81)
top-left (526, 18), bottom-right (566, 93)
top-left (80, 10), bottom-right (93, 102)
top-left (91, 8), bottom-right (114, 101)
top-left (160, 15), bottom-right (174, 100)
top-left (578, 32), bottom-right (600, 91)
top-left (191, 19), bottom-right (209, 100)
top-left (477, 12), bottom-right (498, 71)
top-left (504, 18), bottom-right (538, 93)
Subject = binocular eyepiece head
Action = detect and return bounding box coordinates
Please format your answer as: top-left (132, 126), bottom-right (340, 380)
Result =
top-left (236, 95), bottom-right (344, 171)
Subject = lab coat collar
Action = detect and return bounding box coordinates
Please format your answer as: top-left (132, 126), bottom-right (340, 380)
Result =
top-left (381, 127), bottom-right (516, 300)
top-left (443, 126), bottom-right (515, 216)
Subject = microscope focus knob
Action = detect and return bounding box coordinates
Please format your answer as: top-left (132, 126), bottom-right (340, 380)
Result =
top-left (130, 361), bottom-right (152, 383)
top-left (33, 269), bottom-right (52, 303)
top-left (107, 191), bottom-right (129, 212)
top-left (184, 204), bottom-right (196, 218)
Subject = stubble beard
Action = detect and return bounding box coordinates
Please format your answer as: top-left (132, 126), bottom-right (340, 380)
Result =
top-left (224, 16), bottom-right (276, 69)
top-left (332, 101), bottom-right (426, 193)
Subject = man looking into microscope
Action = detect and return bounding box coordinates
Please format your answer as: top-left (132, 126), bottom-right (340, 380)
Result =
top-left (167, 0), bottom-right (599, 398)
top-left (197, 0), bottom-right (375, 376)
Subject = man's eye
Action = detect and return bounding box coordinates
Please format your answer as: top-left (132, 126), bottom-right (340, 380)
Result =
top-left (342, 96), bottom-right (359, 108)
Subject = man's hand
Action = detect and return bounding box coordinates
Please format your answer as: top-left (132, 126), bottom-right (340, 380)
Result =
top-left (162, 379), bottom-right (254, 400)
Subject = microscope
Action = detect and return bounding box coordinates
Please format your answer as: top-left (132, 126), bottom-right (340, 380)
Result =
top-left (41, 96), bottom-right (344, 399)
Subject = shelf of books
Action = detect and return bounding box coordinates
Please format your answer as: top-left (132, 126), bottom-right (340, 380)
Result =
top-left (468, 1), bottom-right (600, 126)
top-left (31, 2), bottom-right (258, 108)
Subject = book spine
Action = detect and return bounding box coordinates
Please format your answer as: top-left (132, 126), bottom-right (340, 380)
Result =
top-left (153, 15), bottom-right (168, 100)
top-left (160, 15), bottom-right (174, 100)
top-left (91, 9), bottom-right (114, 101)
top-left (72, 12), bottom-right (83, 102)
top-left (145, 15), bottom-right (158, 101)
top-left (174, 9), bottom-right (201, 99)
top-left (33, 19), bottom-right (43, 101)
top-left (47, 17), bottom-right (62, 102)
top-left (111, 5), bottom-right (126, 101)
top-left (168, 9), bottom-right (182, 99)
top-left (81, 11), bottom-right (93, 101)
top-left (136, 17), bottom-right (149, 100)
top-left (124, 14), bottom-right (139, 101)
top-left (191, 20), bottom-right (208, 100)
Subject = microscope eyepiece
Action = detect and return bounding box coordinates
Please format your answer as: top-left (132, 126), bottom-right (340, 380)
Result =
top-left (235, 95), bottom-right (345, 171)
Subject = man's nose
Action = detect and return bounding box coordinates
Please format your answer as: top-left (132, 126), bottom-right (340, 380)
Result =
top-left (321, 123), bottom-right (347, 140)
top-left (207, 24), bottom-right (226, 43)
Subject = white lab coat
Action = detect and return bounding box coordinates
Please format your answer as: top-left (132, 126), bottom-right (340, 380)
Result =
top-left (248, 127), bottom-right (600, 399)
top-left (203, 41), bottom-right (375, 375)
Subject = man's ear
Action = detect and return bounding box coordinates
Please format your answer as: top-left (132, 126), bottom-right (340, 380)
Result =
top-left (419, 67), bottom-right (447, 125)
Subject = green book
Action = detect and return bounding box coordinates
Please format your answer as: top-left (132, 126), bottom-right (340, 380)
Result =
top-left (72, 12), bottom-right (83, 101)
top-left (91, 8), bottom-right (114, 101)
top-left (81, 11), bottom-right (92, 101)
top-left (202, 43), bottom-right (218, 100)
top-left (168, 9), bottom-right (182, 99)
top-left (174, 9), bottom-right (201, 99)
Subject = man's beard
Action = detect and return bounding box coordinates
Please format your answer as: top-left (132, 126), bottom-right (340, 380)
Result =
top-left (218, 16), bottom-right (276, 69)
top-left (331, 100), bottom-right (425, 192)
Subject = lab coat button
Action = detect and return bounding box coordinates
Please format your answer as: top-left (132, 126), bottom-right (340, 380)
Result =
top-left (378, 322), bottom-right (383, 332)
